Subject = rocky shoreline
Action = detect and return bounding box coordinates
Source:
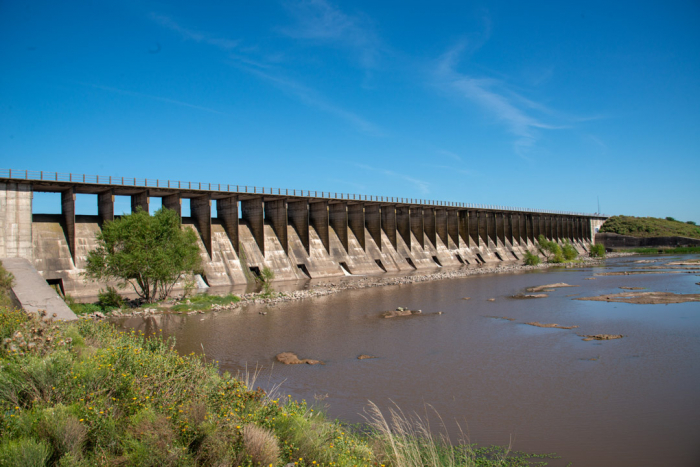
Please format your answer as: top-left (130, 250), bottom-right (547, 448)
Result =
top-left (90, 253), bottom-right (635, 320)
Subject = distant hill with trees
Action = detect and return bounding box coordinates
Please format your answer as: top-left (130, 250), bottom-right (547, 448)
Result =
top-left (600, 215), bottom-right (700, 239)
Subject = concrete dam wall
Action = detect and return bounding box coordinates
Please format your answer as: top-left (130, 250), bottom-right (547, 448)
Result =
top-left (0, 172), bottom-right (605, 297)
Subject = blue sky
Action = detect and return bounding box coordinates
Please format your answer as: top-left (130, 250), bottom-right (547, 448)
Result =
top-left (1, 1), bottom-right (698, 220)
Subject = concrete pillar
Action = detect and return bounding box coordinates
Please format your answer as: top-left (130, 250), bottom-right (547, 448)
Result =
top-left (382, 205), bottom-right (397, 251)
top-left (543, 216), bottom-right (551, 240)
top-left (436, 209), bottom-right (449, 247)
top-left (191, 195), bottom-right (212, 258)
top-left (496, 212), bottom-right (505, 245)
top-left (61, 188), bottom-right (76, 262)
top-left (448, 210), bottom-right (460, 248)
top-left (410, 207), bottom-right (424, 250)
top-left (330, 203), bottom-right (348, 253)
top-left (348, 204), bottom-right (365, 251)
top-left (365, 205), bottom-right (382, 251)
top-left (568, 217), bottom-right (574, 241)
top-left (487, 212), bottom-right (497, 246)
top-left (526, 214), bottom-right (533, 244)
top-left (265, 199), bottom-right (288, 255)
top-left (470, 211), bottom-right (480, 247)
top-left (97, 190), bottom-right (114, 227)
top-left (396, 206), bottom-right (411, 250)
top-left (505, 214), bottom-right (513, 245)
top-left (288, 200), bottom-right (310, 254)
top-left (512, 213), bottom-right (521, 245)
top-left (310, 201), bottom-right (330, 254)
top-left (423, 208), bottom-right (436, 248)
top-left (131, 191), bottom-right (149, 213)
top-left (217, 196), bottom-right (239, 254)
top-left (555, 216), bottom-right (561, 242)
top-left (459, 211), bottom-right (470, 247)
top-left (0, 183), bottom-right (33, 259)
top-left (163, 193), bottom-right (181, 217)
top-left (242, 198), bottom-right (264, 255)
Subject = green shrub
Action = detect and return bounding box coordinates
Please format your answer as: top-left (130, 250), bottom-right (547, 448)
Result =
top-left (687, 220), bottom-right (696, 225)
top-left (537, 235), bottom-right (562, 261)
top-left (561, 242), bottom-right (578, 261)
top-left (523, 251), bottom-right (540, 266)
top-left (0, 261), bottom-right (15, 308)
top-left (590, 244), bottom-right (606, 257)
top-left (665, 217), bottom-right (676, 222)
top-left (97, 286), bottom-right (123, 310)
top-left (0, 437), bottom-right (51, 467)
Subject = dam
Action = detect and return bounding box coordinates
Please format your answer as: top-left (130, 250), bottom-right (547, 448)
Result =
top-left (0, 169), bottom-right (607, 297)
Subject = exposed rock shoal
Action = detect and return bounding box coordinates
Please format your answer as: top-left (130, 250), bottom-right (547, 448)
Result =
top-left (512, 293), bottom-right (548, 299)
top-left (357, 354), bottom-right (377, 360)
top-left (576, 292), bottom-right (700, 305)
top-left (526, 322), bottom-right (578, 329)
top-left (527, 283), bottom-right (578, 292)
top-left (580, 334), bottom-right (624, 341)
top-left (595, 271), bottom-right (681, 276)
top-left (619, 287), bottom-right (645, 290)
top-left (275, 352), bottom-right (323, 365)
top-left (382, 307), bottom-right (421, 318)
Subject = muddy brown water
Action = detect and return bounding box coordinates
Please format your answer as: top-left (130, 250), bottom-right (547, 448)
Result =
top-left (117, 255), bottom-right (700, 466)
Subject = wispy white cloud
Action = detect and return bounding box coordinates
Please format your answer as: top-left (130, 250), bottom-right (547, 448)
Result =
top-left (150, 13), bottom-right (239, 50)
top-left (79, 83), bottom-right (224, 114)
top-left (280, 0), bottom-right (381, 69)
top-left (235, 64), bottom-right (381, 134)
top-left (437, 149), bottom-right (462, 162)
top-left (150, 11), bottom-right (378, 134)
top-left (355, 164), bottom-right (430, 194)
top-left (435, 42), bottom-right (566, 158)
top-left (422, 164), bottom-right (478, 177)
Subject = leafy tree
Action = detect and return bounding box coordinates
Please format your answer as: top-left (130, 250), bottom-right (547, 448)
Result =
top-left (687, 220), bottom-right (696, 225)
top-left (537, 234), bottom-right (562, 261)
top-left (85, 208), bottom-right (202, 303)
top-left (665, 217), bottom-right (676, 222)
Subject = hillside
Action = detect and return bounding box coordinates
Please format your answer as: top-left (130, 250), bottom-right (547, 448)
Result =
top-left (600, 215), bottom-right (700, 239)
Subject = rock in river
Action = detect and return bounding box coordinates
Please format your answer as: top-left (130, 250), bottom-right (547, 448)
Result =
top-left (276, 352), bottom-right (323, 365)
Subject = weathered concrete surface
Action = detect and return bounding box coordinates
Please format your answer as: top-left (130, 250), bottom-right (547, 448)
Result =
top-left (0, 182), bottom-right (33, 259)
top-left (1, 257), bottom-right (77, 321)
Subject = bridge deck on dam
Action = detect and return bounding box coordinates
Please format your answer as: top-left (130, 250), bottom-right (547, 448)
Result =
top-left (0, 169), bottom-right (607, 297)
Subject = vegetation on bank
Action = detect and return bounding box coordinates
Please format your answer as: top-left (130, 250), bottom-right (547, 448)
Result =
top-left (85, 208), bottom-right (202, 303)
top-left (62, 291), bottom-right (244, 317)
top-left (0, 306), bottom-right (559, 467)
top-left (589, 244), bottom-right (606, 258)
top-left (535, 235), bottom-right (579, 264)
top-left (600, 215), bottom-right (700, 239)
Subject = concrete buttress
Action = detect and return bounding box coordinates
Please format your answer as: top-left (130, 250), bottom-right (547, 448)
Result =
top-left (288, 200), bottom-right (310, 254)
top-left (191, 195), bottom-right (212, 258)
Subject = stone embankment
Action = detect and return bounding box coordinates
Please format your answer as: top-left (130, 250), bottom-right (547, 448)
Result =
top-left (94, 253), bottom-right (633, 320)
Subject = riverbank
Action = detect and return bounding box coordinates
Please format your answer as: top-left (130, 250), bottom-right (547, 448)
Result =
top-left (95, 252), bottom-right (634, 319)
top-left (0, 306), bottom-right (558, 466)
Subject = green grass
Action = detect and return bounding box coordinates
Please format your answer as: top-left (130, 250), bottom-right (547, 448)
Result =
top-left (170, 293), bottom-right (241, 312)
top-left (600, 215), bottom-right (700, 239)
top-left (0, 307), bottom-right (561, 466)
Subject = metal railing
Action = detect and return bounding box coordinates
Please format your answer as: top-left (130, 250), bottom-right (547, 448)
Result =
top-left (0, 168), bottom-right (604, 217)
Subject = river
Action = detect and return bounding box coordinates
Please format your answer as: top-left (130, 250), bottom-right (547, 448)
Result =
top-left (117, 255), bottom-right (700, 466)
